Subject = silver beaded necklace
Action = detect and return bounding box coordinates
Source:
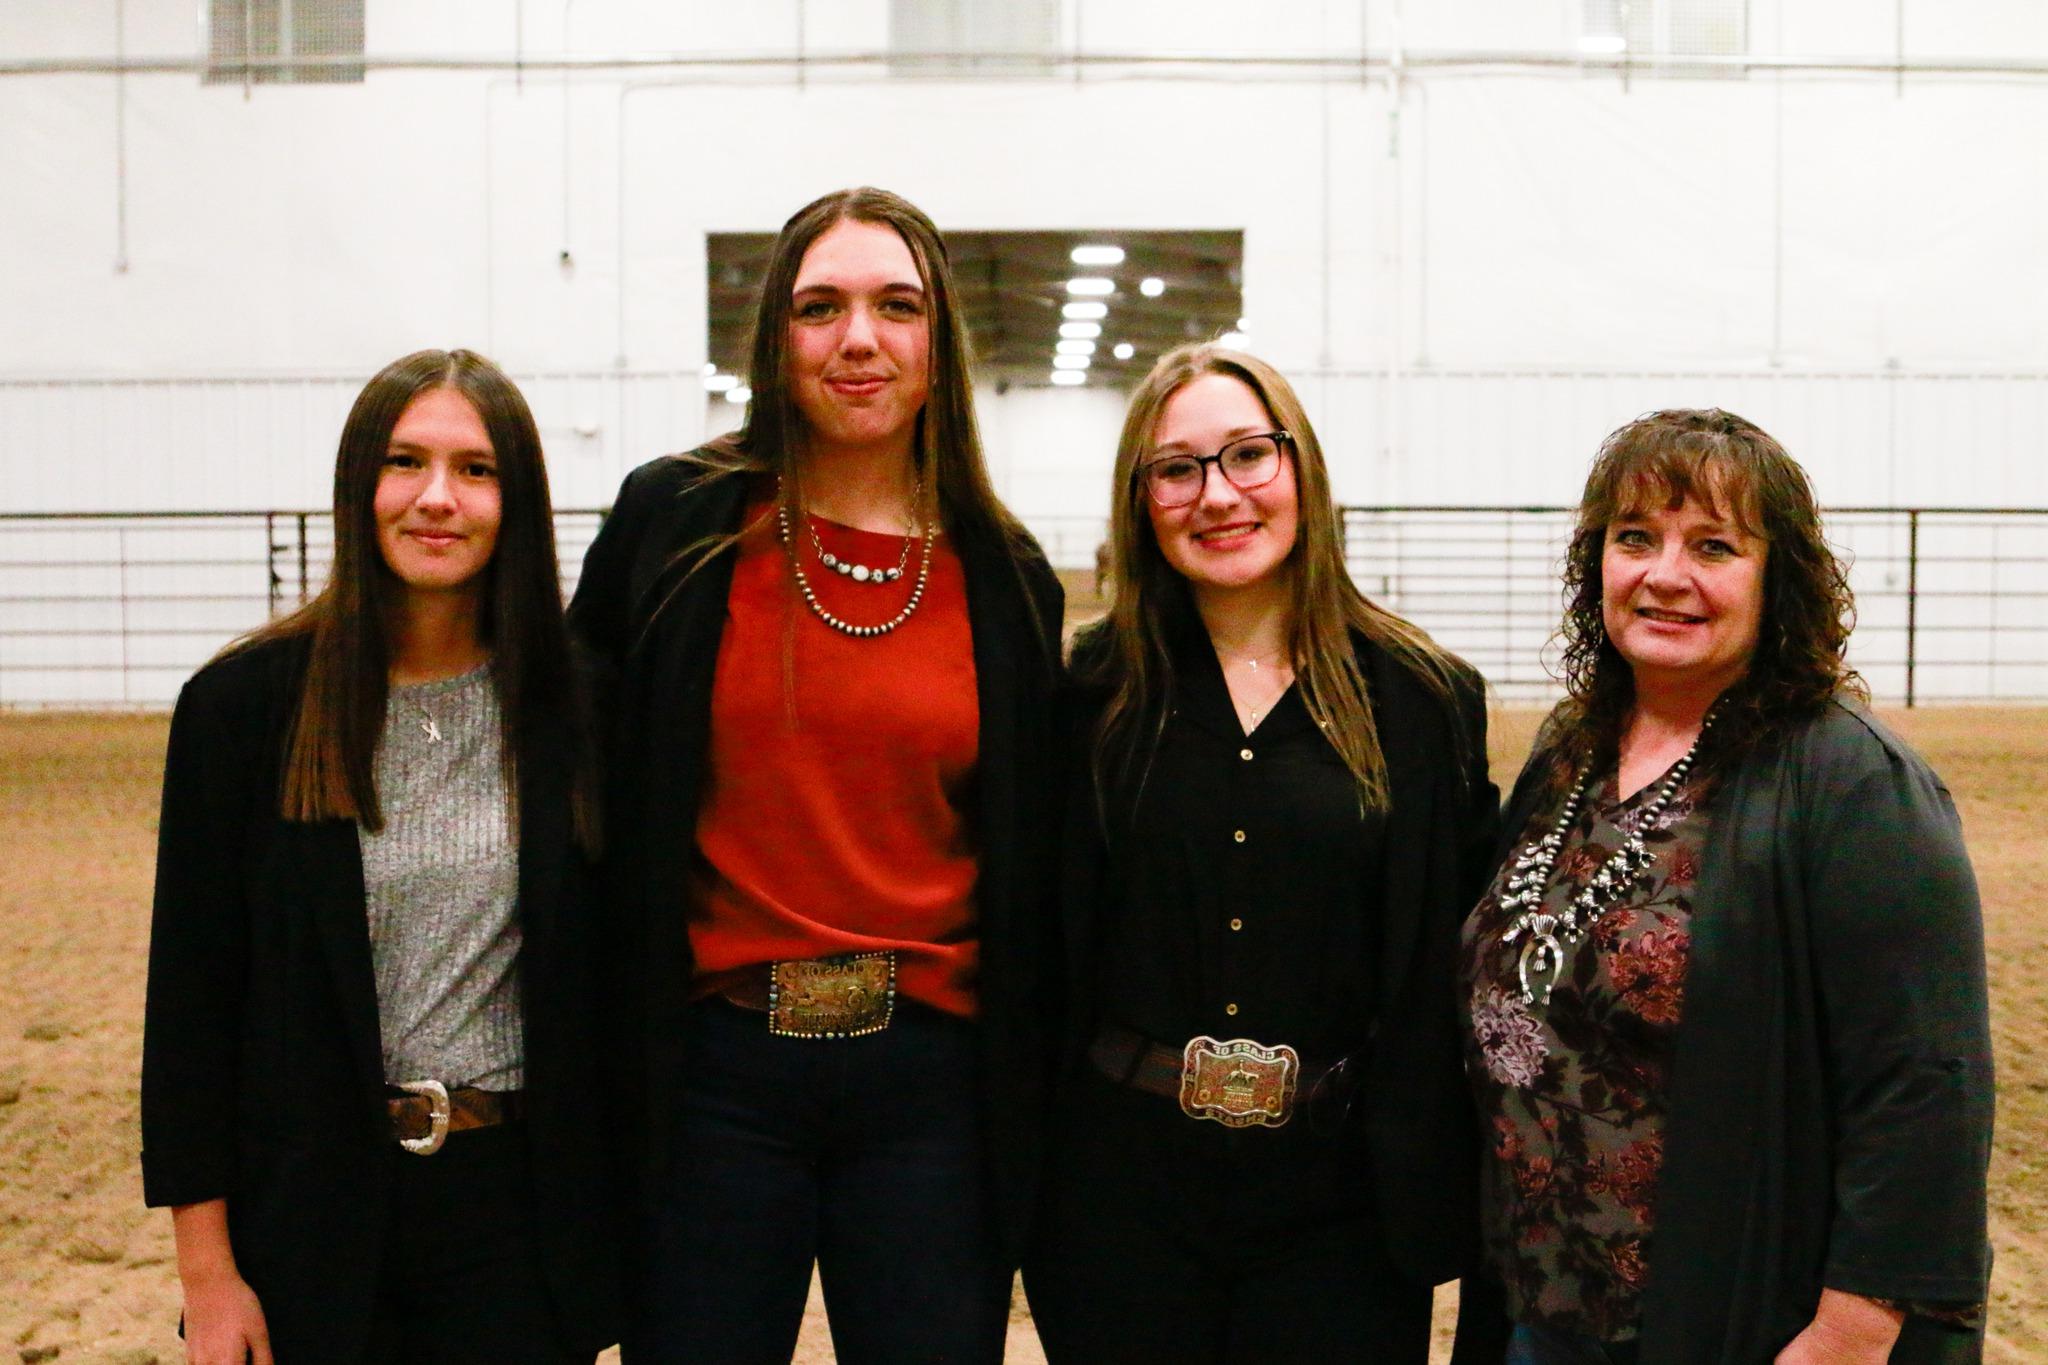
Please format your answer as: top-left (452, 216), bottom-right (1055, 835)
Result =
top-left (805, 489), bottom-right (916, 585)
top-left (776, 476), bottom-right (934, 639)
top-left (1499, 711), bottom-right (1713, 1007)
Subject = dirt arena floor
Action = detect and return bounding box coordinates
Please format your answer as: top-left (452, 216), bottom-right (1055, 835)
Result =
top-left (1, 705), bottom-right (2040, 1363)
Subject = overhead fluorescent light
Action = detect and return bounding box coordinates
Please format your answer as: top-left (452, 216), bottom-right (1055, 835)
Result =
top-left (704, 373), bottom-right (739, 392)
top-left (1056, 339), bottom-right (1097, 356)
top-left (1066, 277), bottom-right (1116, 296)
top-left (1059, 321), bottom-right (1103, 340)
top-left (1050, 371), bottom-right (1086, 386)
top-left (1071, 245), bottom-right (1126, 266)
top-left (1139, 277), bottom-right (1165, 297)
top-left (1112, 342), bottom-right (1135, 360)
top-left (1053, 354), bottom-right (1091, 370)
top-left (1236, 317), bottom-right (1250, 332)
top-left (726, 386), bottom-right (752, 404)
top-left (1063, 301), bottom-right (1109, 320)
top-left (700, 362), bottom-right (717, 376)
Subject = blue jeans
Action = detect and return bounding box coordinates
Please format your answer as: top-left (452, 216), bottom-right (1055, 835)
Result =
top-left (628, 998), bottom-right (1010, 1364)
top-left (1507, 1321), bottom-right (1641, 1365)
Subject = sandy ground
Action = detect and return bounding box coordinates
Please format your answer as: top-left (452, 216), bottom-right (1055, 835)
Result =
top-left (0, 706), bottom-right (2040, 1363)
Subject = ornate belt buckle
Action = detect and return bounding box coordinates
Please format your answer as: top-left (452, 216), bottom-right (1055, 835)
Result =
top-left (1178, 1035), bottom-right (1299, 1128)
top-left (768, 951), bottom-right (897, 1038)
top-left (394, 1078), bottom-right (451, 1155)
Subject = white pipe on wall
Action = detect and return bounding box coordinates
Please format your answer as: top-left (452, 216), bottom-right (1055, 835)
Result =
top-left (1381, 0), bottom-right (1405, 499)
top-left (112, 0), bottom-right (128, 274)
top-left (10, 50), bottom-right (2048, 80)
top-left (561, 0), bottom-right (575, 273)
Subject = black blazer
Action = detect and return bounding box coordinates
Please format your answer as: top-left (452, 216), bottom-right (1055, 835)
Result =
top-left (140, 636), bottom-right (620, 1362)
top-left (566, 454), bottom-right (1065, 1260)
top-left (1052, 620), bottom-right (1501, 1287)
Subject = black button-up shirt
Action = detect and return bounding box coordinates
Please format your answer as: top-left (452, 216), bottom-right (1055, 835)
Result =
top-left (1093, 638), bottom-right (1385, 1065)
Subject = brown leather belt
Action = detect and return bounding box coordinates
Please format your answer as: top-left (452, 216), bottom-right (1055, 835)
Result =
top-left (386, 1082), bottom-right (523, 1156)
top-left (1088, 1026), bottom-right (1346, 1129)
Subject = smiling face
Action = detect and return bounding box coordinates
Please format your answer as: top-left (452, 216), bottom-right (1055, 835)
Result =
top-left (373, 386), bottom-right (502, 610)
top-left (786, 217), bottom-right (932, 463)
top-left (1143, 372), bottom-right (1300, 597)
top-left (1600, 492), bottom-right (1768, 701)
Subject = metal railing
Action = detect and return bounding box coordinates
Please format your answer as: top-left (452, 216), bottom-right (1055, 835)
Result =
top-left (3, 507), bottom-right (2044, 706)
top-left (1342, 506), bottom-right (2048, 703)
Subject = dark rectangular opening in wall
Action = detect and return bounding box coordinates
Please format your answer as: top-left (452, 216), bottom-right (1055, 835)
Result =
top-left (705, 229), bottom-right (1244, 393)
top-left (888, 0), bottom-right (1061, 77)
top-left (205, 0), bottom-right (366, 86)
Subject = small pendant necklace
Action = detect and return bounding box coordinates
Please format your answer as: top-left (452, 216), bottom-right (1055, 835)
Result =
top-left (416, 708), bottom-right (443, 744)
top-left (1216, 644), bottom-right (1287, 672)
top-left (1236, 662), bottom-right (1292, 726)
top-left (1498, 711), bottom-right (1713, 1007)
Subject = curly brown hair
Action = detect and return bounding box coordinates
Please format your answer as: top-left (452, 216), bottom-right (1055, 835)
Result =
top-left (1548, 407), bottom-right (1863, 783)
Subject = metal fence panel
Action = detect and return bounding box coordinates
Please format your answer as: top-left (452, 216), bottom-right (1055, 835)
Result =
top-left (4, 507), bottom-right (2046, 707)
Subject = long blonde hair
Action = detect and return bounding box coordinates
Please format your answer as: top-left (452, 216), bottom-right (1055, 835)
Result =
top-left (1081, 343), bottom-right (1467, 813)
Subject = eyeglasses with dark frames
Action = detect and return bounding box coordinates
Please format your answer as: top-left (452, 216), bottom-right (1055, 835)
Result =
top-left (1136, 430), bottom-right (1292, 508)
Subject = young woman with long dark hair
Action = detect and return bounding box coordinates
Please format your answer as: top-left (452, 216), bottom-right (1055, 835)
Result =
top-left (142, 349), bottom-right (617, 1364)
top-left (570, 187), bottom-right (1062, 1362)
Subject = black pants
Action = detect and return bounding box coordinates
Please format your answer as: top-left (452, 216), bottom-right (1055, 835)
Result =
top-left (357, 1121), bottom-right (588, 1364)
top-left (1024, 1067), bottom-right (1431, 1364)
top-left (629, 998), bottom-right (1011, 1364)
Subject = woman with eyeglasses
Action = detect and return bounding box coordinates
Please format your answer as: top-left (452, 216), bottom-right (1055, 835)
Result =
top-left (1022, 343), bottom-right (1501, 1363)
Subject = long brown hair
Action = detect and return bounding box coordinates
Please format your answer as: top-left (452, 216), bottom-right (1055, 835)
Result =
top-left (1081, 343), bottom-right (1470, 813)
top-left (229, 349), bottom-right (595, 843)
top-left (676, 188), bottom-right (1040, 572)
top-left (1548, 407), bottom-right (1862, 784)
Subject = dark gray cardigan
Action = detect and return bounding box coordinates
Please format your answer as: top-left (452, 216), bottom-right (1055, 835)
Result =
top-left (1498, 700), bottom-right (1994, 1364)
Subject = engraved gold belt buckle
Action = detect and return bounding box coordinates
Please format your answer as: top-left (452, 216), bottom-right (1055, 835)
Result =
top-left (768, 951), bottom-right (897, 1038)
top-left (1178, 1035), bottom-right (1300, 1128)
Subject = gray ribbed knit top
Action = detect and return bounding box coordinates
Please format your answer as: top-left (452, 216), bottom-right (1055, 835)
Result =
top-left (359, 664), bottom-right (524, 1091)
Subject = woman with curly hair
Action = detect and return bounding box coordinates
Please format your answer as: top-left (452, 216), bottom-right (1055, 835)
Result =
top-left (1458, 409), bottom-right (1993, 1364)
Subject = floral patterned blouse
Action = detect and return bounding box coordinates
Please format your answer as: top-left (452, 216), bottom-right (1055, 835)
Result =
top-left (1457, 761), bottom-right (1708, 1343)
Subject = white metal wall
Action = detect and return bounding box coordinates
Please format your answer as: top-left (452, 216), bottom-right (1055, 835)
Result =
top-left (3, 1), bottom-right (2046, 705)
top-left (2, 368), bottom-right (2040, 520)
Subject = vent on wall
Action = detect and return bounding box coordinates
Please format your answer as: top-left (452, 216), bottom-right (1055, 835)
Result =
top-left (205, 0), bottom-right (366, 86)
top-left (889, 0), bottom-right (1061, 77)
top-left (1583, 0), bottom-right (1749, 77)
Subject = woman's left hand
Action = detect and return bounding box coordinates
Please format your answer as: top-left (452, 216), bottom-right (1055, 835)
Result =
top-left (1774, 1288), bottom-right (1906, 1364)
